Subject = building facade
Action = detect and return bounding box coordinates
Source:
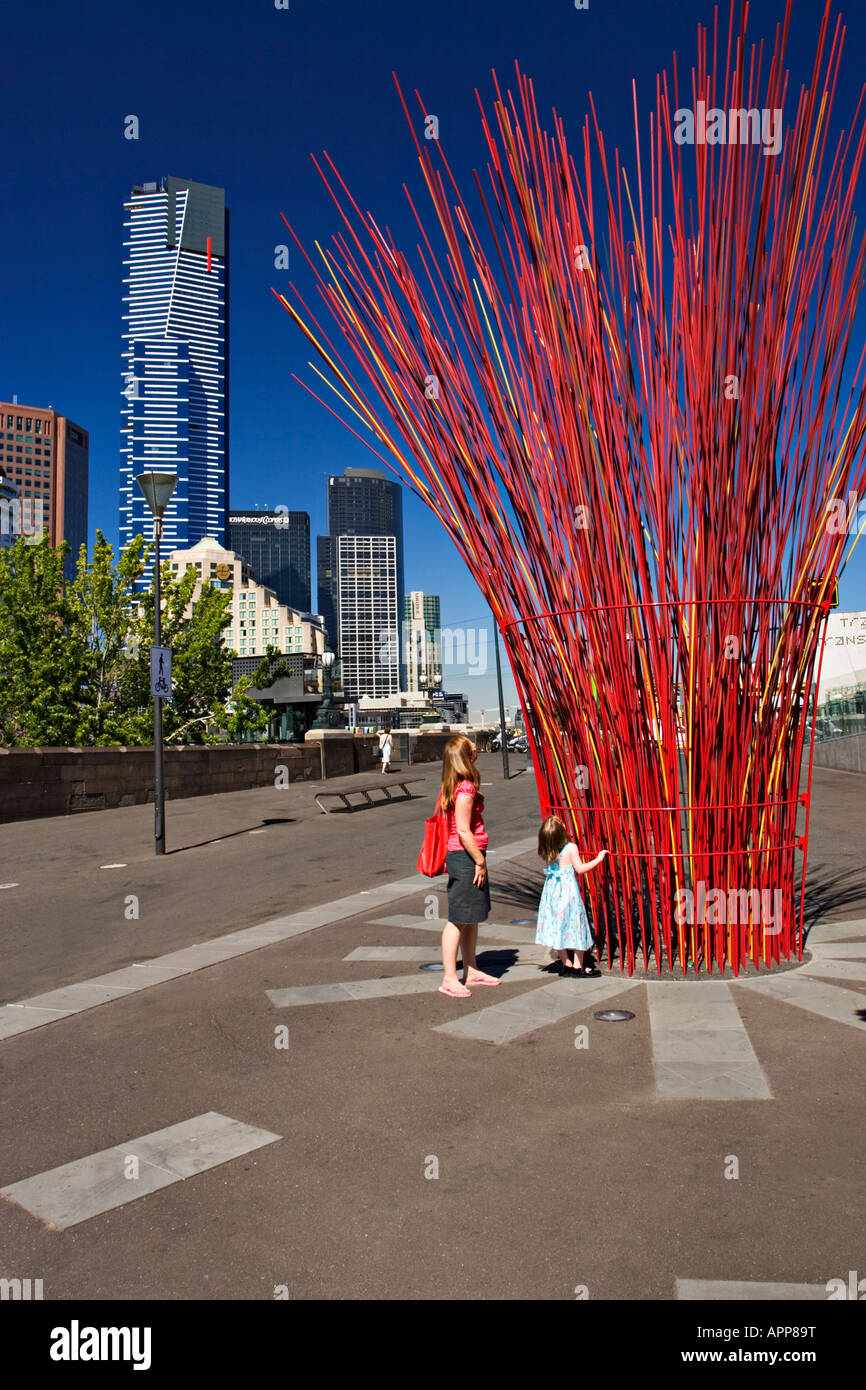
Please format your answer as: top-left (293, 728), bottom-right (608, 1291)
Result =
top-left (403, 590), bottom-right (442, 692)
top-left (337, 534), bottom-right (400, 699)
top-left (0, 400), bottom-right (89, 573)
top-left (316, 467), bottom-right (404, 666)
top-left (120, 177), bottom-right (229, 585)
top-left (356, 689), bottom-right (469, 730)
top-left (0, 468), bottom-right (20, 548)
top-left (228, 509), bottom-right (310, 611)
top-left (170, 537), bottom-right (325, 661)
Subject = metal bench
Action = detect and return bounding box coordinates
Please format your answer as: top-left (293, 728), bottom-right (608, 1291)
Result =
top-left (314, 777), bottom-right (425, 814)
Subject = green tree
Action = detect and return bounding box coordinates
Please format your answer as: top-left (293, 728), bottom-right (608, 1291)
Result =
top-left (0, 535), bottom-right (88, 746)
top-left (0, 532), bottom-right (269, 746)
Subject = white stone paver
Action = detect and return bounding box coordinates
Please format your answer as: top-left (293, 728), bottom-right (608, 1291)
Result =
top-left (648, 982), bottom-right (772, 1099)
top-left (736, 973), bottom-right (866, 1031)
top-left (433, 977), bottom-right (641, 1044)
top-left (0, 1113), bottom-right (281, 1229)
top-left (676, 1279), bottom-right (828, 1300)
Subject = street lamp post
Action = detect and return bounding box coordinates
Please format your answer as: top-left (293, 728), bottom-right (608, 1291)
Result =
top-left (312, 649), bottom-right (336, 729)
top-left (136, 472), bottom-right (177, 856)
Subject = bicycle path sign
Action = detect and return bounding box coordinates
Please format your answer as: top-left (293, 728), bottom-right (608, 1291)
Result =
top-left (150, 647), bottom-right (173, 701)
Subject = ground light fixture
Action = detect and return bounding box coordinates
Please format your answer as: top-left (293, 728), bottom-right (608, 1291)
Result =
top-left (135, 471), bottom-right (178, 856)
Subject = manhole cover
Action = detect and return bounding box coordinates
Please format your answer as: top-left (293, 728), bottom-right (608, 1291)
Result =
top-left (419, 962), bottom-right (445, 972)
top-left (593, 1010), bottom-right (635, 1022)
top-left (511, 919), bottom-right (536, 926)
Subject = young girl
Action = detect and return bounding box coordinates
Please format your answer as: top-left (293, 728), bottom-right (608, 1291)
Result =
top-left (535, 815), bottom-right (607, 975)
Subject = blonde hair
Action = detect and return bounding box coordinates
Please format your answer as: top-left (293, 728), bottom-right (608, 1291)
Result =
top-left (440, 734), bottom-right (480, 813)
top-left (538, 815), bottom-right (569, 864)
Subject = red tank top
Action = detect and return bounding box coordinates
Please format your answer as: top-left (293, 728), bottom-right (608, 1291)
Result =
top-left (445, 778), bottom-right (488, 852)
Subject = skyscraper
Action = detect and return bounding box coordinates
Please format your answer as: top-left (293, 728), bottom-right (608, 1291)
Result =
top-left (229, 510), bottom-right (311, 611)
top-left (404, 591), bottom-right (442, 692)
top-left (316, 467), bottom-right (404, 670)
top-left (338, 535), bottom-right (400, 699)
top-left (119, 176), bottom-right (229, 583)
top-left (0, 400), bottom-right (89, 575)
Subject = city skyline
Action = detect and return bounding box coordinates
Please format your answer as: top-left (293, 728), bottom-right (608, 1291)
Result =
top-left (4, 0), bottom-right (864, 717)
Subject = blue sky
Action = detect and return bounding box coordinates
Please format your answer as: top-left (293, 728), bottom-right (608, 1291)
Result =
top-left (1, 0), bottom-right (865, 716)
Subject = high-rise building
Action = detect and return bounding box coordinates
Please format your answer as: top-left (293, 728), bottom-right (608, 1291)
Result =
top-left (337, 535), bottom-right (400, 699)
top-left (169, 536), bottom-right (325, 662)
top-left (0, 400), bottom-right (89, 574)
top-left (404, 591), bottom-right (442, 691)
top-left (316, 466), bottom-right (404, 670)
top-left (119, 177), bottom-right (229, 584)
top-left (315, 534), bottom-right (338, 651)
top-left (228, 510), bottom-right (310, 611)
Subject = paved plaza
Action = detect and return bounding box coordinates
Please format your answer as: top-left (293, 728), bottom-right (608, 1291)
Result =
top-left (0, 755), bottom-right (864, 1300)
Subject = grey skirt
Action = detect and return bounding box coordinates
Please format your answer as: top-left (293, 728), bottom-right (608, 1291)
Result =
top-left (446, 849), bottom-right (491, 925)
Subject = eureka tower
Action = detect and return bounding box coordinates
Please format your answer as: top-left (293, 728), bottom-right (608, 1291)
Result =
top-left (119, 176), bottom-right (229, 583)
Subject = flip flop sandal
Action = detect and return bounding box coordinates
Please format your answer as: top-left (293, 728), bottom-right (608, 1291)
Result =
top-left (439, 984), bottom-right (472, 998)
top-left (467, 977), bottom-right (500, 987)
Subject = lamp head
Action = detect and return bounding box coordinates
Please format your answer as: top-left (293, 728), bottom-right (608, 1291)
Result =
top-left (135, 472), bottom-right (178, 519)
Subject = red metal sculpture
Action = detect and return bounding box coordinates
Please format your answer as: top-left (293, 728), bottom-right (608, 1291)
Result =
top-left (277, 0), bottom-right (866, 974)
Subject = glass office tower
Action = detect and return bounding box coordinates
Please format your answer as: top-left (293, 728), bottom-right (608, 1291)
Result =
top-left (119, 176), bottom-right (229, 584)
top-left (228, 510), bottom-right (311, 612)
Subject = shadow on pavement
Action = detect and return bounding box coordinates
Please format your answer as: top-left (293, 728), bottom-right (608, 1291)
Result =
top-left (167, 817), bottom-right (295, 854)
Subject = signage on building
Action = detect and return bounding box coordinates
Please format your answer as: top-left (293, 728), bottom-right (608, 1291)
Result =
top-left (215, 563), bottom-right (232, 580)
top-left (817, 612), bottom-right (866, 700)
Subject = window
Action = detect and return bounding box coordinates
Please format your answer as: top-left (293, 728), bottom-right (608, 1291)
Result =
top-left (43, 422), bottom-right (50, 436)
top-left (25, 419), bottom-right (31, 431)
top-left (35, 421), bottom-right (41, 434)
top-left (16, 418), bottom-right (22, 429)
top-left (5, 416), bottom-right (11, 427)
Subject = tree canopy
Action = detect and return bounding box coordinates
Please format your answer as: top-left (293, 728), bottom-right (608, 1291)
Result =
top-left (0, 533), bottom-right (268, 746)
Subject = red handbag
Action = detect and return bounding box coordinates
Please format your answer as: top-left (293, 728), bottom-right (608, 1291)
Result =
top-left (417, 792), bottom-right (449, 877)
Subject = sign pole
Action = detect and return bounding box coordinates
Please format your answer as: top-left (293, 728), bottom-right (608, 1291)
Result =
top-left (494, 616), bottom-right (510, 780)
top-left (153, 517), bottom-right (166, 856)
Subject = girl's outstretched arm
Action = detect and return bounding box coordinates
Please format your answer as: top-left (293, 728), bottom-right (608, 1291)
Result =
top-left (564, 844), bottom-right (608, 874)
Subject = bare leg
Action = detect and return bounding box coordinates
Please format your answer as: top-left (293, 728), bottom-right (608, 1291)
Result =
top-left (558, 949), bottom-right (576, 970)
top-left (461, 923), bottom-right (498, 984)
top-left (441, 920), bottom-right (468, 995)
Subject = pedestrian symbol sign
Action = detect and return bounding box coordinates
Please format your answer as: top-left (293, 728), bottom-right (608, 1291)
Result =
top-left (150, 646), bottom-right (172, 701)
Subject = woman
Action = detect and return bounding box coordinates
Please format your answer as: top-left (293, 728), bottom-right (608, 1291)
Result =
top-left (438, 733), bottom-right (500, 997)
top-left (378, 725), bottom-right (393, 774)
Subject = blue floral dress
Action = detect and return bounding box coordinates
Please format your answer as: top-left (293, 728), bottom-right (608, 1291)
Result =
top-left (535, 844), bottom-right (593, 950)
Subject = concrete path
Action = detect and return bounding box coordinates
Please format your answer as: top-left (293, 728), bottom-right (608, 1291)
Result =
top-left (0, 759), bottom-right (863, 1301)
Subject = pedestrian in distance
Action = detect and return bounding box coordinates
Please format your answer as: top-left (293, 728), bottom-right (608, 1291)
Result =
top-left (438, 734), bottom-right (500, 997)
top-left (378, 725), bottom-right (393, 774)
top-left (535, 815), bottom-right (607, 975)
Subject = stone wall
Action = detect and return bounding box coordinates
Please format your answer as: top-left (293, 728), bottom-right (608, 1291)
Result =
top-left (0, 733), bottom-right (455, 826)
top-left (806, 731), bottom-right (866, 775)
top-left (0, 744), bottom-right (319, 825)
